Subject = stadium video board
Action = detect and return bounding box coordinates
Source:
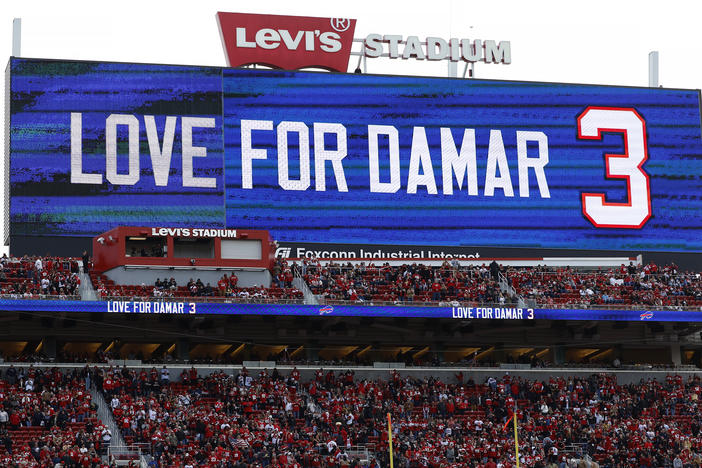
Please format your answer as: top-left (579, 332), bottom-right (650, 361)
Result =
top-left (8, 58), bottom-right (702, 252)
top-left (8, 59), bottom-right (224, 237)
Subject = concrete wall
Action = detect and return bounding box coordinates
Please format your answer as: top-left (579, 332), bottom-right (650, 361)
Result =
top-left (103, 266), bottom-right (271, 289)
top-left (1, 362), bottom-right (698, 386)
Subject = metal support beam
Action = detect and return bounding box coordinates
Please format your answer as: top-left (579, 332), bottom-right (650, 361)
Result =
top-left (648, 51), bottom-right (659, 87)
top-left (670, 343), bottom-right (681, 366)
top-left (176, 338), bottom-right (190, 361)
top-left (12, 18), bottom-right (21, 57)
top-left (448, 61), bottom-right (457, 78)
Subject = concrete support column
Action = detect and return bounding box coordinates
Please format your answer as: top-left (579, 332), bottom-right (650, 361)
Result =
top-left (552, 345), bottom-right (565, 366)
top-left (306, 341), bottom-right (319, 362)
top-left (432, 342), bottom-right (445, 364)
top-left (670, 343), bottom-right (681, 366)
top-left (176, 339), bottom-right (190, 362)
top-left (43, 337), bottom-right (56, 360)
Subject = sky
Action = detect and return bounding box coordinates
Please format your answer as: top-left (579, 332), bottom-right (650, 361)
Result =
top-left (1, 0), bottom-right (701, 252)
top-left (3, 0), bottom-right (701, 87)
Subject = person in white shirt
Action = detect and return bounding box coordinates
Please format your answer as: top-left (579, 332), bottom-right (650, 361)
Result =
top-left (160, 366), bottom-right (170, 385)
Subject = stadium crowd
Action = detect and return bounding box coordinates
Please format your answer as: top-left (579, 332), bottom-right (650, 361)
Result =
top-left (92, 272), bottom-right (303, 302)
top-left (0, 365), bottom-right (109, 467)
top-left (0, 255), bottom-right (81, 299)
top-left (5, 253), bottom-right (697, 309)
top-left (92, 365), bottom-right (702, 468)
top-left (299, 260), bottom-right (506, 305)
top-left (508, 263), bottom-right (702, 309)
top-left (294, 258), bottom-right (701, 309)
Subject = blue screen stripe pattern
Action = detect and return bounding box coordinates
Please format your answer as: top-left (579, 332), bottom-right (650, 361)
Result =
top-left (10, 59), bottom-right (225, 236)
top-left (0, 298), bottom-right (695, 322)
top-left (222, 70), bottom-right (702, 252)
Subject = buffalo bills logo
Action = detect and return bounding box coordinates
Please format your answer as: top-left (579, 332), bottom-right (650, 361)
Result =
top-left (640, 312), bottom-right (654, 320)
top-left (319, 306), bottom-right (334, 315)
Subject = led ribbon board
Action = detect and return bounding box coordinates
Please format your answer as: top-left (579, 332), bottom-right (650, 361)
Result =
top-left (0, 299), bottom-right (695, 322)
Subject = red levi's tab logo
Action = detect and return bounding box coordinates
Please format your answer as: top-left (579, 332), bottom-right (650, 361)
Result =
top-left (217, 12), bottom-right (357, 72)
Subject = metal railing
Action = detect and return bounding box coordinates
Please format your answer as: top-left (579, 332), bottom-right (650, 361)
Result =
top-left (316, 297), bottom-right (702, 312)
top-left (508, 268), bottom-right (700, 291)
top-left (528, 302), bottom-right (701, 311)
top-left (319, 297), bottom-right (523, 308)
top-left (346, 444), bottom-right (371, 462)
top-left (498, 271), bottom-right (526, 308)
top-left (311, 442), bottom-right (370, 462)
top-left (506, 268), bottom-right (698, 278)
top-left (89, 386), bottom-right (126, 448)
top-left (563, 442), bottom-right (588, 457)
top-left (99, 295), bottom-right (304, 304)
top-left (79, 264), bottom-right (99, 301)
top-left (293, 272), bottom-right (319, 305)
top-left (0, 291), bottom-right (698, 312)
top-left (107, 445), bottom-right (150, 467)
top-left (0, 293), bottom-right (81, 300)
top-left (1, 290), bottom-right (697, 312)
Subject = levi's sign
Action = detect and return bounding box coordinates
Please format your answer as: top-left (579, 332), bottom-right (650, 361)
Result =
top-left (150, 228), bottom-right (237, 238)
top-left (217, 12), bottom-right (356, 72)
top-left (216, 11), bottom-right (509, 72)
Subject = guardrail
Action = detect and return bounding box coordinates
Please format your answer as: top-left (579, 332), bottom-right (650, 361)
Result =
top-left (90, 386), bottom-right (126, 448)
top-left (0, 293), bottom-right (81, 301)
top-left (319, 298), bottom-right (524, 308)
top-left (107, 444), bottom-right (151, 467)
top-left (317, 298), bottom-right (701, 312)
top-left (99, 295), bottom-right (304, 304)
top-left (0, 293), bottom-right (699, 312)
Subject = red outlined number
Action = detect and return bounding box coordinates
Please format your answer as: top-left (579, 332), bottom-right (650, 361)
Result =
top-left (577, 107), bottom-right (652, 228)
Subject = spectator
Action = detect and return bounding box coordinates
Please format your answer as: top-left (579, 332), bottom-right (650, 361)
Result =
top-left (82, 251), bottom-right (90, 273)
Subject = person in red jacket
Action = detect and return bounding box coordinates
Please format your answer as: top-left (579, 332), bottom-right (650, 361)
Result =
top-left (217, 275), bottom-right (228, 294)
top-left (431, 280), bottom-right (442, 301)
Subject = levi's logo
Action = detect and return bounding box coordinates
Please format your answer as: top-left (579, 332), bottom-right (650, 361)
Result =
top-left (217, 12), bottom-right (357, 72)
top-left (235, 27), bottom-right (343, 53)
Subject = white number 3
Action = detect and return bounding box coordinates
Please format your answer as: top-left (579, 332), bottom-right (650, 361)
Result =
top-left (577, 107), bottom-right (652, 228)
